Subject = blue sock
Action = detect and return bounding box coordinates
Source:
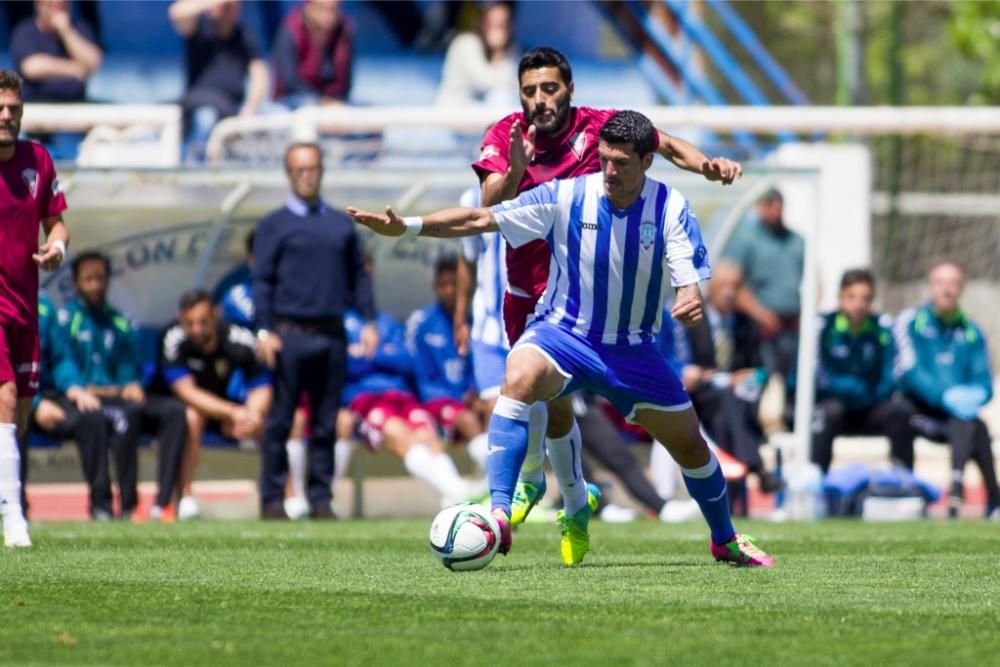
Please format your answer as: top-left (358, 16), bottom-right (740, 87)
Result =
top-left (682, 453), bottom-right (736, 545)
top-left (487, 396), bottom-right (532, 515)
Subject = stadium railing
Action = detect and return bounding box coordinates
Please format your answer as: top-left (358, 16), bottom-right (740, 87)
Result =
top-left (23, 103), bottom-right (182, 167)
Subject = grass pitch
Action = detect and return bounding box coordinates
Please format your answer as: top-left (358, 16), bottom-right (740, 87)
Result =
top-left (2, 519), bottom-right (998, 666)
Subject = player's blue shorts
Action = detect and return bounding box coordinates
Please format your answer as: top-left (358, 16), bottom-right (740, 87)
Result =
top-left (471, 340), bottom-right (507, 399)
top-left (513, 321), bottom-right (691, 422)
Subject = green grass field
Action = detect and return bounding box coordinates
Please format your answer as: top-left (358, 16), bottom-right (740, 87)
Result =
top-left (2, 519), bottom-right (998, 666)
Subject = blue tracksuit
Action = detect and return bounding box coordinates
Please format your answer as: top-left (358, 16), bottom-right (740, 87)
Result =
top-left (220, 279), bottom-right (255, 329)
top-left (406, 302), bottom-right (474, 403)
top-left (343, 310), bottom-right (415, 404)
top-left (894, 304), bottom-right (993, 410)
top-left (815, 312), bottom-right (896, 412)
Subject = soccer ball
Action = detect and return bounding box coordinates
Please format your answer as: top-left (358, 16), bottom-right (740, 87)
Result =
top-left (428, 504), bottom-right (501, 572)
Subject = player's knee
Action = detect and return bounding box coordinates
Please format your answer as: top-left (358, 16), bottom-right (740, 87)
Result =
top-left (501, 363), bottom-right (544, 403)
top-left (185, 405), bottom-right (205, 431)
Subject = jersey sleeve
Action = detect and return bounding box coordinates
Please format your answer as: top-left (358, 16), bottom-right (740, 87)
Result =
top-left (491, 181), bottom-right (559, 249)
top-left (37, 145), bottom-right (68, 219)
top-left (160, 325), bottom-right (192, 385)
top-left (664, 193), bottom-right (712, 287)
top-left (471, 117), bottom-right (514, 180)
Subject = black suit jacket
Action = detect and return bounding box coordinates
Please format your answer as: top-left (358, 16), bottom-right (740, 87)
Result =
top-left (684, 310), bottom-right (762, 372)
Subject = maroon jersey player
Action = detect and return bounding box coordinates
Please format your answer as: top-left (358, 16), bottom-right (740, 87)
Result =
top-left (0, 69), bottom-right (70, 548)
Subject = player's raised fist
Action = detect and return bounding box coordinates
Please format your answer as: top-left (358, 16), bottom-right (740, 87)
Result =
top-left (346, 205), bottom-right (405, 237)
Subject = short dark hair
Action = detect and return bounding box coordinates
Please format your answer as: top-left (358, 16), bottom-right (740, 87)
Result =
top-left (518, 46), bottom-right (572, 86)
top-left (71, 250), bottom-right (110, 280)
top-left (0, 69), bottom-right (22, 96)
top-left (434, 254), bottom-right (458, 277)
top-left (245, 229), bottom-right (255, 256)
top-left (599, 110), bottom-right (658, 157)
top-left (178, 288), bottom-right (213, 312)
top-left (284, 142), bottom-right (322, 170)
top-left (840, 268), bottom-right (875, 291)
top-left (758, 187), bottom-right (783, 203)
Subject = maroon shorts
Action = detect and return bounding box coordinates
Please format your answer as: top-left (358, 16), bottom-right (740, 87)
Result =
top-left (502, 291), bottom-right (542, 345)
top-left (350, 390), bottom-right (436, 449)
top-left (0, 322), bottom-right (40, 398)
top-left (423, 397), bottom-right (468, 442)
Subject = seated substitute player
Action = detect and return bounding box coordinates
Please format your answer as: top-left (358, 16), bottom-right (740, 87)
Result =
top-left (894, 261), bottom-right (1000, 519)
top-left (345, 308), bottom-right (476, 507)
top-left (801, 269), bottom-right (916, 475)
top-left (407, 255), bottom-right (489, 471)
top-left (55, 251), bottom-right (187, 522)
top-left (350, 110), bottom-right (774, 567)
top-left (157, 289), bottom-right (272, 520)
top-left (672, 260), bottom-right (782, 491)
top-left (31, 293), bottom-right (115, 520)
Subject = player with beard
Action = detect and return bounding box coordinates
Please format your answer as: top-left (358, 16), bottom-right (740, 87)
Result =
top-left (0, 69), bottom-right (70, 547)
top-left (461, 47), bottom-right (741, 531)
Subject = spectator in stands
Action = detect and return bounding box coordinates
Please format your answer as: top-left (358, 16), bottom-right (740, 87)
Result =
top-left (673, 261), bottom-right (781, 492)
top-left (31, 293), bottom-right (114, 520)
top-left (806, 269), bottom-right (915, 474)
top-left (55, 251), bottom-right (187, 522)
top-left (724, 188), bottom-right (804, 379)
top-left (169, 0), bottom-right (270, 162)
top-left (894, 261), bottom-right (1000, 519)
top-left (407, 255), bottom-right (488, 470)
top-left (272, 0), bottom-right (353, 109)
top-left (156, 289), bottom-right (272, 520)
top-left (436, 1), bottom-right (518, 107)
top-left (10, 0), bottom-right (102, 102)
top-left (345, 305), bottom-right (477, 508)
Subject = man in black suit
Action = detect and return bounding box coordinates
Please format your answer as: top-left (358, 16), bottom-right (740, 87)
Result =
top-left (674, 261), bottom-right (782, 492)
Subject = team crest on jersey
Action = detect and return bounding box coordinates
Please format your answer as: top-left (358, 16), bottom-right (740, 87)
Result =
top-left (480, 144), bottom-right (499, 160)
top-left (21, 168), bottom-right (38, 198)
top-left (639, 220), bottom-right (657, 249)
top-left (569, 132), bottom-right (588, 161)
top-left (215, 359), bottom-right (229, 378)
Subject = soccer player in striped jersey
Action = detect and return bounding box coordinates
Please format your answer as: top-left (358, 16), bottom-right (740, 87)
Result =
top-left (466, 47), bottom-right (742, 530)
top-left (350, 111), bottom-right (774, 567)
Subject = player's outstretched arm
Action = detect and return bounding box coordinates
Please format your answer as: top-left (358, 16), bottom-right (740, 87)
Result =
top-left (346, 206), bottom-right (499, 238)
top-left (656, 130), bottom-right (742, 185)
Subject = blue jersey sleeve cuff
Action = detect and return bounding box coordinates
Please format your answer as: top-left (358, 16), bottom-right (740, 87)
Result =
top-left (164, 366), bottom-right (192, 385)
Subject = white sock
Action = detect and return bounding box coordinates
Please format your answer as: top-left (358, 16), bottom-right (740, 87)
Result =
top-left (518, 401), bottom-right (548, 485)
top-left (0, 423), bottom-right (27, 533)
top-left (650, 440), bottom-right (681, 501)
top-left (466, 432), bottom-right (489, 472)
top-left (431, 451), bottom-right (470, 500)
top-left (334, 439), bottom-right (353, 481)
top-left (285, 438), bottom-right (307, 499)
top-left (545, 420), bottom-right (588, 515)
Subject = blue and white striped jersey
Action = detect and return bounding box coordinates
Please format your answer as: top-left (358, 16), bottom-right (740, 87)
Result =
top-left (492, 172), bottom-right (711, 345)
top-left (459, 187), bottom-right (509, 349)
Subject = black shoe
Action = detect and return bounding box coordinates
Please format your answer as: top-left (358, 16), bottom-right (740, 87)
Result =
top-left (310, 502), bottom-right (338, 520)
top-left (758, 470), bottom-right (785, 494)
top-left (948, 481), bottom-right (963, 519)
top-left (261, 503), bottom-right (289, 520)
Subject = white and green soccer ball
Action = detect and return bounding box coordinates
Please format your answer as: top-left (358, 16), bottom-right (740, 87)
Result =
top-left (428, 504), bottom-right (500, 572)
